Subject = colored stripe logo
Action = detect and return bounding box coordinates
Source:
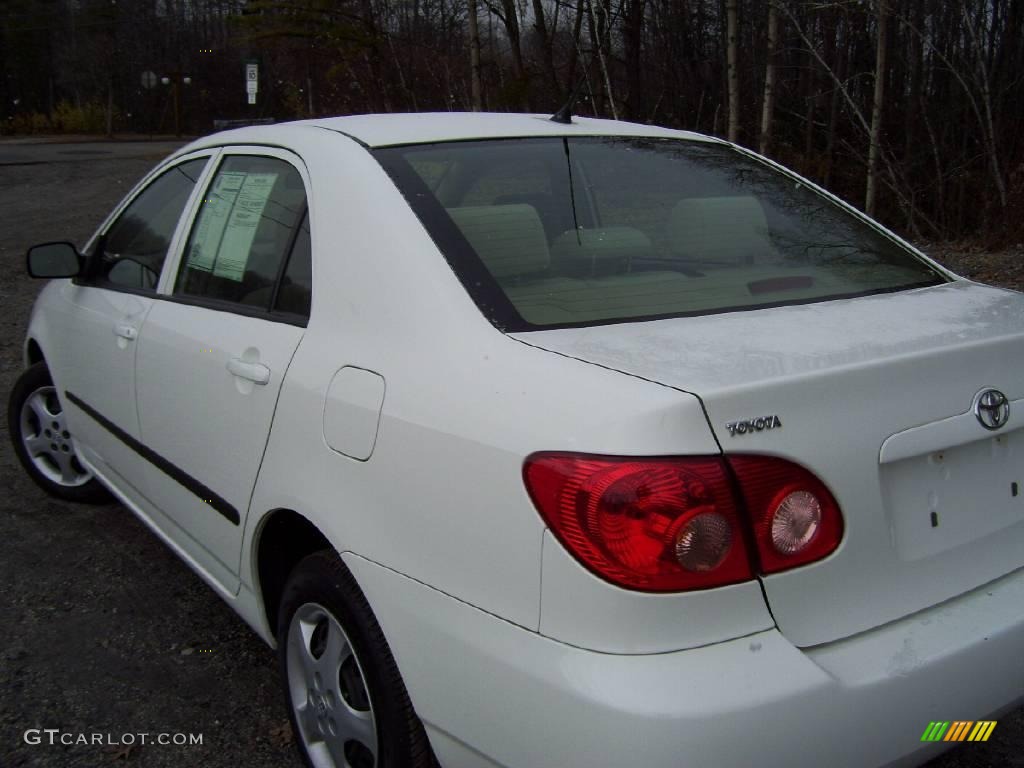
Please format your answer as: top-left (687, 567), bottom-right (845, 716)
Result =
top-left (921, 721), bottom-right (997, 742)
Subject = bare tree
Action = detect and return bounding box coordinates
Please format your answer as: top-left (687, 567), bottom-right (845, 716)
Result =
top-left (467, 0), bottom-right (483, 110)
top-left (531, 0), bottom-right (560, 99)
top-left (565, 0), bottom-right (587, 90)
top-left (588, 0), bottom-right (618, 119)
top-left (865, 0), bottom-right (888, 217)
top-left (491, 0), bottom-right (530, 110)
top-left (623, 0), bottom-right (645, 120)
top-left (758, 0), bottom-right (779, 155)
top-left (4, 0), bottom-right (1022, 244)
top-left (962, 6), bottom-right (1007, 209)
top-left (726, 0), bottom-right (740, 142)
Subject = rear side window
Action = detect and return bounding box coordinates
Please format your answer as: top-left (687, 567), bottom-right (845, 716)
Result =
top-left (375, 138), bottom-right (945, 331)
top-left (274, 211), bottom-right (311, 318)
top-left (175, 155), bottom-right (307, 314)
top-left (95, 158), bottom-right (208, 291)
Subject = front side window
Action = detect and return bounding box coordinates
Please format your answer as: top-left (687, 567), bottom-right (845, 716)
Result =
top-left (376, 138), bottom-right (946, 330)
top-left (175, 155), bottom-right (307, 313)
top-left (94, 158), bottom-right (208, 291)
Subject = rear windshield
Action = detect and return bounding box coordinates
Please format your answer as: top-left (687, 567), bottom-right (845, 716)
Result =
top-left (374, 137), bottom-right (946, 331)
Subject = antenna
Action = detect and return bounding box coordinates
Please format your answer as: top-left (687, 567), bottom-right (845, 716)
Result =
top-left (550, 69), bottom-right (592, 124)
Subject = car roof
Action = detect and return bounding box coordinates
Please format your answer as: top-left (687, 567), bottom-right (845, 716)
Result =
top-left (192, 112), bottom-right (719, 151)
top-left (304, 112), bottom-right (717, 147)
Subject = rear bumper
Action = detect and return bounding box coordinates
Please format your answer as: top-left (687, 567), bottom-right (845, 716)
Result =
top-left (344, 553), bottom-right (1024, 768)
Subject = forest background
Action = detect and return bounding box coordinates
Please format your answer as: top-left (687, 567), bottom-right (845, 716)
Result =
top-left (2, 0), bottom-right (1022, 244)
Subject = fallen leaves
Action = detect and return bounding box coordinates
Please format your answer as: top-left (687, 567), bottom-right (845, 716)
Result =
top-left (269, 720), bottom-right (294, 748)
top-left (108, 743), bottom-right (136, 761)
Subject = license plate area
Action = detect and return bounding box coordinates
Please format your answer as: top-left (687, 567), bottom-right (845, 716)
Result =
top-left (882, 429), bottom-right (1024, 561)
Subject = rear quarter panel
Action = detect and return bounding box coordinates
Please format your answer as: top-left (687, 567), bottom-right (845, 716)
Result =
top-left (242, 131), bottom-right (774, 648)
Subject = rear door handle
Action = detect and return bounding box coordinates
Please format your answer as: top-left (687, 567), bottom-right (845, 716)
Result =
top-left (113, 324), bottom-right (138, 340)
top-left (226, 357), bottom-right (270, 385)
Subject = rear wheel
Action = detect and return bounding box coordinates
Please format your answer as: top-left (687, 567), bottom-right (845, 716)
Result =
top-left (278, 550), bottom-right (435, 768)
top-left (7, 362), bottom-right (109, 503)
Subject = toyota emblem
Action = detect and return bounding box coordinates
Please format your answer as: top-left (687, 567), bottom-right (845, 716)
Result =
top-left (973, 388), bottom-right (1010, 431)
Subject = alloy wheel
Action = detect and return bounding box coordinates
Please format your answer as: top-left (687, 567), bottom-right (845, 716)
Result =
top-left (286, 602), bottom-right (378, 768)
top-left (19, 385), bottom-right (92, 487)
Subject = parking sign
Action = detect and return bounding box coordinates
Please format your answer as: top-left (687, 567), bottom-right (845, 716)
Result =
top-left (245, 63), bottom-right (258, 96)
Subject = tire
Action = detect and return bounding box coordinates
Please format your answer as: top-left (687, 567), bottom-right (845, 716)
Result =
top-left (277, 550), bottom-right (436, 768)
top-left (8, 362), bottom-right (110, 504)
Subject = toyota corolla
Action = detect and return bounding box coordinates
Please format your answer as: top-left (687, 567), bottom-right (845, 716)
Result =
top-left (8, 113), bottom-right (1024, 768)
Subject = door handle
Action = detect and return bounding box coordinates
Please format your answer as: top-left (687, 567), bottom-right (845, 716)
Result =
top-left (226, 357), bottom-right (270, 385)
top-left (113, 324), bottom-right (138, 340)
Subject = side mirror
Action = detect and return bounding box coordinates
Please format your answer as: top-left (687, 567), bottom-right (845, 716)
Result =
top-left (27, 242), bottom-right (82, 278)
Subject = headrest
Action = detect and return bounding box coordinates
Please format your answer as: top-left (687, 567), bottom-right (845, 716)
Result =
top-left (447, 204), bottom-right (550, 279)
top-left (668, 196), bottom-right (769, 265)
top-left (550, 227), bottom-right (653, 276)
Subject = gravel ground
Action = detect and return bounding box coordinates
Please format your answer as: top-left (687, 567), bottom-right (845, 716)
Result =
top-left (0, 144), bottom-right (1021, 767)
top-left (1, 147), bottom-right (303, 768)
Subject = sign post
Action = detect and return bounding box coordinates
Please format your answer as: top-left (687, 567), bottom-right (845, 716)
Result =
top-left (245, 62), bottom-right (258, 106)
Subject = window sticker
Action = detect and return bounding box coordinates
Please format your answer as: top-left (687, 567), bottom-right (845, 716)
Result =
top-left (213, 172), bottom-right (277, 281)
top-left (187, 171), bottom-right (246, 272)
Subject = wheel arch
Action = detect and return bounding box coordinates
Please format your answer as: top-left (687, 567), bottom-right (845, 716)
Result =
top-left (254, 507), bottom-right (334, 634)
top-left (24, 338), bottom-right (44, 368)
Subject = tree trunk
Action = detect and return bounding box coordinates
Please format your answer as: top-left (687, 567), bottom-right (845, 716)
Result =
top-left (566, 0), bottom-right (586, 94)
top-left (866, 0), bottom-right (889, 217)
top-left (963, 7), bottom-right (1007, 209)
top-left (823, 6), bottom-right (843, 186)
top-left (467, 0), bottom-right (483, 110)
top-left (624, 0), bottom-right (645, 120)
top-left (903, 0), bottom-right (923, 167)
top-left (500, 0), bottom-right (530, 110)
top-left (726, 0), bottom-right (740, 142)
top-left (588, 0), bottom-right (618, 119)
top-left (758, 1), bottom-right (779, 155)
top-left (358, 0), bottom-right (392, 112)
top-left (105, 77), bottom-right (114, 138)
top-left (531, 0), bottom-right (560, 100)
top-left (387, 33), bottom-right (417, 110)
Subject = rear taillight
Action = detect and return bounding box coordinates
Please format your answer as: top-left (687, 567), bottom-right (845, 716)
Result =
top-left (523, 453), bottom-right (753, 591)
top-left (524, 452), bottom-right (843, 592)
top-left (727, 455), bottom-right (844, 574)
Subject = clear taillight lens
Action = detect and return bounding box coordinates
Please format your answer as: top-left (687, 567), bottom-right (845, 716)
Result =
top-left (727, 456), bottom-right (844, 573)
top-left (770, 490), bottom-right (822, 555)
top-left (675, 512), bottom-right (733, 571)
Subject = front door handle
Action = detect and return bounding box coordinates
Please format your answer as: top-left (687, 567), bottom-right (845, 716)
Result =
top-left (113, 324), bottom-right (138, 340)
top-left (226, 357), bottom-right (270, 385)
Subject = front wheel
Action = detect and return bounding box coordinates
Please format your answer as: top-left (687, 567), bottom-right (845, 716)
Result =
top-left (7, 362), bottom-right (109, 504)
top-left (278, 551), bottom-right (436, 768)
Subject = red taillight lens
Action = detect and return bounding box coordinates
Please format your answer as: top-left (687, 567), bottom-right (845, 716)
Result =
top-left (727, 456), bottom-right (844, 573)
top-left (523, 453), bottom-right (753, 591)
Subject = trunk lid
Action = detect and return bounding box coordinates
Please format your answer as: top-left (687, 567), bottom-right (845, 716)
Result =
top-left (512, 281), bottom-right (1024, 647)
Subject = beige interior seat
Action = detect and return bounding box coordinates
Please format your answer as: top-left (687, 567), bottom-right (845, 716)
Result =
top-left (447, 204), bottom-right (550, 279)
top-left (492, 193), bottom-right (572, 241)
top-left (668, 196), bottom-right (771, 267)
top-left (549, 227), bottom-right (653, 277)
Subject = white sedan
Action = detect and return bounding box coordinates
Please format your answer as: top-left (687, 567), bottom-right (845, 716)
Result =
top-left (9, 113), bottom-right (1023, 768)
